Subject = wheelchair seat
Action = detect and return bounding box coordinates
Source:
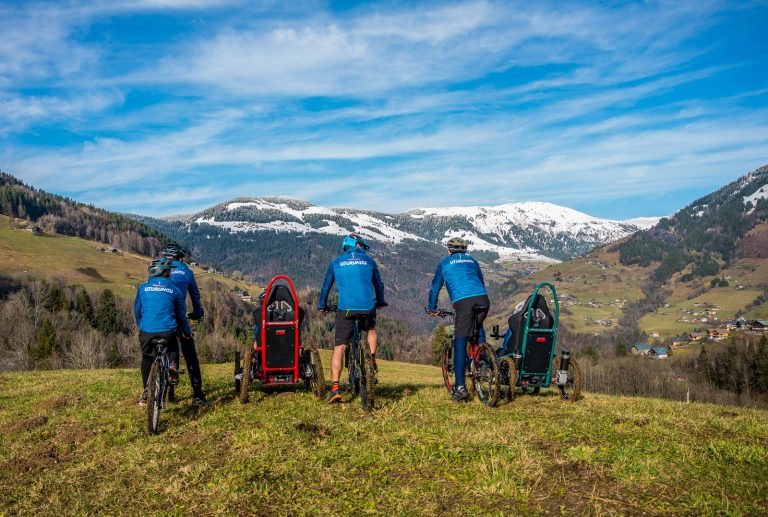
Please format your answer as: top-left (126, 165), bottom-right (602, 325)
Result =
top-left (262, 282), bottom-right (299, 369)
top-left (507, 293), bottom-right (554, 357)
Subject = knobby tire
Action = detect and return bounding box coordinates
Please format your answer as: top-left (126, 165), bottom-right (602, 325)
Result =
top-left (240, 346), bottom-right (253, 404)
top-left (361, 342), bottom-right (375, 412)
top-left (500, 356), bottom-right (517, 403)
top-left (146, 362), bottom-right (162, 434)
top-left (308, 346), bottom-right (326, 398)
top-left (470, 343), bottom-right (500, 407)
top-left (440, 340), bottom-right (454, 395)
top-left (552, 356), bottom-right (582, 402)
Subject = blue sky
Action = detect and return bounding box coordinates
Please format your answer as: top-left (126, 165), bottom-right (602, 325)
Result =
top-left (1, 0), bottom-right (767, 219)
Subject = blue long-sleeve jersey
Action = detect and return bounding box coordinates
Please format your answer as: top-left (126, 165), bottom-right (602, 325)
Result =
top-left (318, 248), bottom-right (385, 311)
top-left (134, 276), bottom-right (191, 335)
top-left (428, 253), bottom-right (487, 311)
top-left (169, 260), bottom-right (202, 315)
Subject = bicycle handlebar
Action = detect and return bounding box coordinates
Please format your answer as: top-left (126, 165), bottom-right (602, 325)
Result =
top-left (425, 307), bottom-right (454, 317)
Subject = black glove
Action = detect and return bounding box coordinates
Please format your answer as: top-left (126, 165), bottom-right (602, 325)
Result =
top-left (376, 301), bottom-right (388, 308)
top-left (188, 308), bottom-right (204, 321)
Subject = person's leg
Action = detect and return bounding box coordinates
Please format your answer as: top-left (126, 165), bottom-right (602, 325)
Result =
top-left (453, 336), bottom-right (468, 388)
top-left (331, 344), bottom-right (346, 383)
top-left (366, 328), bottom-right (377, 356)
top-left (180, 334), bottom-right (204, 397)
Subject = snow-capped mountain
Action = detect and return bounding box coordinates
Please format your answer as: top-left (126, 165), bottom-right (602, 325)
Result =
top-left (174, 197), bottom-right (648, 262)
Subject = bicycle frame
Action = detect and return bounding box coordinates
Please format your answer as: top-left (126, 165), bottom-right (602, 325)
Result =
top-left (154, 343), bottom-right (170, 409)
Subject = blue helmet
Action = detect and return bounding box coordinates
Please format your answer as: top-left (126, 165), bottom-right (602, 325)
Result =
top-left (341, 233), bottom-right (370, 252)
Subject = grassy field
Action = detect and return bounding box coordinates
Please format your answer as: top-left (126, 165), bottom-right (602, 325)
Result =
top-left (1, 353), bottom-right (767, 515)
top-left (0, 215), bottom-right (262, 299)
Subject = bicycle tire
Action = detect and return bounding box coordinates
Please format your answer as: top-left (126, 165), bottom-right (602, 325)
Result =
top-left (240, 346), bottom-right (253, 404)
top-left (469, 343), bottom-right (500, 407)
top-left (499, 356), bottom-right (517, 403)
top-left (308, 346), bottom-right (326, 398)
top-left (440, 340), bottom-right (454, 394)
top-left (347, 344), bottom-right (360, 396)
top-left (361, 343), bottom-right (375, 412)
top-left (234, 351), bottom-right (242, 394)
top-left (167, 384), bottom-right (176, 403)
top-left (552, 356), bottom-right (582, 402)
top-left (147, 362), bottom-right (162, 434)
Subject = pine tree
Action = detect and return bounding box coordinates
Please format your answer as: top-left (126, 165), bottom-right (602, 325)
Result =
top-left (33, 318), bottom-right (57, 360)
top-left (615, 339), bottom-right (627, 357)
top-left (76, 288), bottom-right (95, 324)
top-left (96, 289), bottom-right (119, 335)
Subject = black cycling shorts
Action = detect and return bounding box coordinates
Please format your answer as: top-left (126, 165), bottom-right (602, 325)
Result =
top-left (139, 330), bottom-right (179, 357)
top-left (335, 309), bottom-right (376, 346)
top-left (453, 295), bottom-right (490, 338)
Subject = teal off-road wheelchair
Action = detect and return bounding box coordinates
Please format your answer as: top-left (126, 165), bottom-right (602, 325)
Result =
top-left (490, 282), bottom-right (582, 402)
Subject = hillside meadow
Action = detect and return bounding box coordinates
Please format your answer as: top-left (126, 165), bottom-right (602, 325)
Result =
top-left (1, 353), bottom-right (766, 515)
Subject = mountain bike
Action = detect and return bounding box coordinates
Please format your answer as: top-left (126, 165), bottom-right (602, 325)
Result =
top-left (322, 306), bottom-right (376, 412)
top-left (146, 337), bottom-right (182, 434)
top-left (428, 306), bottom-right (500, 407)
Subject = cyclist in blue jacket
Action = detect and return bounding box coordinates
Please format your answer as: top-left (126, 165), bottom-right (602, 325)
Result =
top-left (318, 233), bottom-right (386, 403)
top-left (427, 237), bottom-right (490, 402)
top-left (134, 258), bottom-right (191, 405)
top-left (162, 244), bottom-right (207, 404)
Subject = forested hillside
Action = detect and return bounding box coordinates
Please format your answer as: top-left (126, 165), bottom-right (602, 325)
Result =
top-left (0, 172), bottom-right (168, 256)
top-left (618, 164), bottom-right (768, 281)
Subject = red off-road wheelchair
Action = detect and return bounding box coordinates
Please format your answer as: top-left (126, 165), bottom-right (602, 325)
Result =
top-left (234, 275), bottom-right (325, 402)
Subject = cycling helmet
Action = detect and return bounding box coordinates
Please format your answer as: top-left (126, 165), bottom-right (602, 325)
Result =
top-left (446, 237), bottom-right (468, 253)
top-left (148, 257), bottom-right (174, 277)
top-left (341, 233), bottom-right (370, 252)
top-left (162, 244), bottom-right (185, 260)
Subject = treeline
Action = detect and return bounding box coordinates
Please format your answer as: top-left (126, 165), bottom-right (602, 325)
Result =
top-left (0, 275), bottom-right (256, 371)
top-left (618, 166), bottom-right (768, 282)
top-left (0, 172), bottom-right (169, 256)
top-left (578, 334), bottom-right (768, 408)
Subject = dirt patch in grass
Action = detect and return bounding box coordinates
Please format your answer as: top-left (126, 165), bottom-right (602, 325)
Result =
top-left (1, 415), bottom-right (48, 434)
top-left (75, 267), bottom-right (106, 281)
top-left (0, 421), bottom-right (97, 479)
top-left (295, 422), bottom-right (330, 439)
top-left (36, 395), bottom-right (81, 411)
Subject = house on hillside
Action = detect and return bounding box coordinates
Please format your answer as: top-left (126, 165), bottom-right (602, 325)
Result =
top-left (631, 343), bottom-right (651, 355)
top-left (708, 328), bottom-right (729, 340)
top-left (690, 332), bottom-right (705, 342)
top-left (670, 338), bottom-right (686, 349)
top-left (749, 320), bottom-right (768, 331)
top-left (649, 347), bottom-right (668, 358)
top-left (26, 226), bottom-right (44, 235)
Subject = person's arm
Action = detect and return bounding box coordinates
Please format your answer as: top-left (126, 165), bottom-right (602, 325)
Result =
top-left (372, 262), bottom-right (386, 306)
top-left (476, 259), bottom-right (486, 285)
top-left (133, 291), bottom-right (142, 327)
top-left (318, 263), bottom-right (335, 309)
top-left (188, 271), bottom-right (203, 316)
top-left (427, 263), bottom-right (444, 312)
top-left (174, 289), bottom-right (192, 336)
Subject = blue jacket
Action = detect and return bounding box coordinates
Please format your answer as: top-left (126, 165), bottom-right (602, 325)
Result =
top-left (134, 276), bottom-right (191, 335)
top-left (169, 260), bottom-right (202, 315)
top-left (428, 253), bottom-right (487, 311)
top-left (318, 249), bottom-right (386, 311)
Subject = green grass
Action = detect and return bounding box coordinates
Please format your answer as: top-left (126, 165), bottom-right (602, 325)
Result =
top-left (1, 353), bottom-right (767, 515)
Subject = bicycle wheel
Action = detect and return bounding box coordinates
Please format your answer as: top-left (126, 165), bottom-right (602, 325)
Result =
top-left (469, 344), bottom-right (500, 407)
top-left (347, 344), bottom-right (360, 395)
top-left (552, 356), bottom-right (582, 402)
top-left (499, 356), bottom-right (517, 403)
top-left (240, 346), bottom-right (253, 404)
top-left (167, 384), bottom-right (176, 403)
top-left (234, 351), bottom-right (242, 394)
top-left (360, 343), bottom-right (375, 412)
top-left (146, 362), bottom-right (162, 434)
top-left (308, 346), bottom-right (326, 398)
top-left (440, 340), bottom-right (454, 394)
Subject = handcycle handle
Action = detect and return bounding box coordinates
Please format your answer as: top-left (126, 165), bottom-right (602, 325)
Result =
top-left (424, 307), bottom-right (454, 317)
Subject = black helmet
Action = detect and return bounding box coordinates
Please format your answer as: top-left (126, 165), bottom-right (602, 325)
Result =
top-left (341, 233), bottom-right (370, 252)
top-left (446, 237), bottom-right (468, 253)
top-left (162, 244), bottom-right (185, 260)
top-left (148, 257), bottom-right (174, 277)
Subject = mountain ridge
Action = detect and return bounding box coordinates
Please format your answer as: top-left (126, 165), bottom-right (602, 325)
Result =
top-left (167, 197), bottom-right (654, 263)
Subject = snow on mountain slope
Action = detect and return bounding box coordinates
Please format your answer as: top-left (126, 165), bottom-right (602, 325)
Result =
top-left (181, 196), bottom-right (648, 262)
